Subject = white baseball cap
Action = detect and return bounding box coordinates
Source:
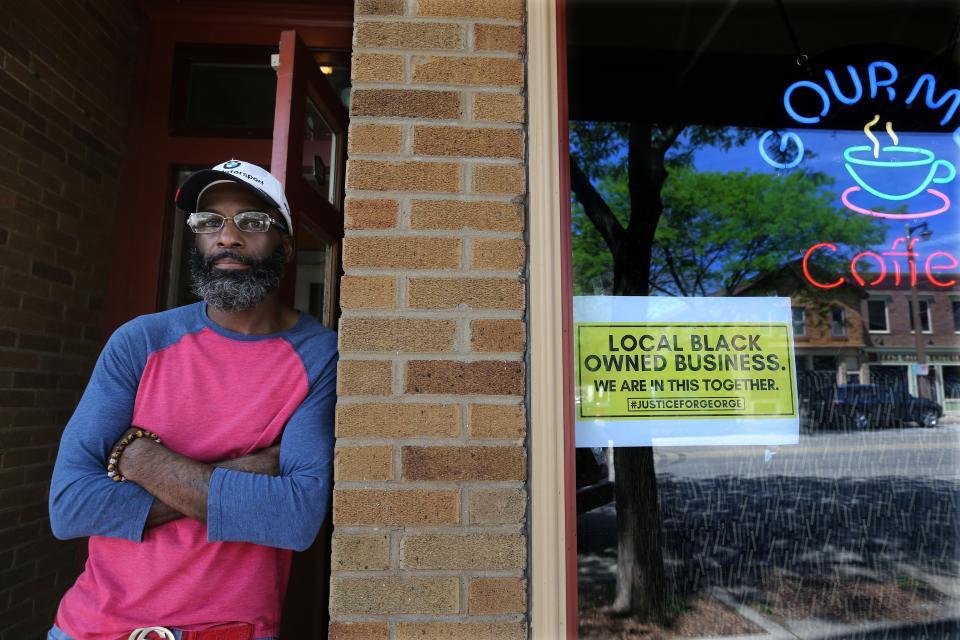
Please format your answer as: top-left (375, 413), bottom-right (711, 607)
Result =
top-left (175, 159), bottom-right (293, 233)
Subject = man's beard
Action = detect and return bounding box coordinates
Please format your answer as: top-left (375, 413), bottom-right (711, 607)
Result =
top-left (189, 245), bottom-right (286, 311)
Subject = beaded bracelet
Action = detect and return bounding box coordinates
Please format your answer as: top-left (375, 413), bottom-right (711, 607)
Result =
top-left (107, 429), bottom-right (162, 482)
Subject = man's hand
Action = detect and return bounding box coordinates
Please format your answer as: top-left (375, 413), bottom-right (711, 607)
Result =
top-left (112, 429), bottom-right (281, 529)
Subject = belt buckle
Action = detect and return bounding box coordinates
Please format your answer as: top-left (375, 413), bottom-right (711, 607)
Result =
top-left (129, 629), bottom-right (175, 640)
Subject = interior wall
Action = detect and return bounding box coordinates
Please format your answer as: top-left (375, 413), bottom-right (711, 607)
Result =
top-left (0, 1), bottom-right (144, 636)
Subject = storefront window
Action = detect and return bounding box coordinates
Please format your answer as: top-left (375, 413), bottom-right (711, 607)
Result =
top-left (567, 0), bottom-right (959, 636)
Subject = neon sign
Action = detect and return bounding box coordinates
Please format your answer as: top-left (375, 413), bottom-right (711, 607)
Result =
top-left (782, 61), bottom-right (957, 127)
top-left (837, 115), bottom-right (956, 217)
top-left (802, 239), bottom-right (958, 289)
top-left (756, 58), bottom-right (958, 290)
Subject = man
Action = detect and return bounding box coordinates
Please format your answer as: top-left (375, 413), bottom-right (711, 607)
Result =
top-left (48, 160), bottom-right (337, 640)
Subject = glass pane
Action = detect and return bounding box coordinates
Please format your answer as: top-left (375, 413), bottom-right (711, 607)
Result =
top-left (791, 307), bottom-right (806, 336)
top-left (909, 301), bottom-right (933, 332)
top-left (567, 1), bottom-right (959, 636)
top-left (165, 168), bottom-right (201, 309)
top-left (294, 219), bottom-right (332, 327)
top-left (868, 300), bottom-right (888, 331)
top-left (302, 98), bottom-right (337, 208)
top-left (187, 63), bottom-right (277, 130)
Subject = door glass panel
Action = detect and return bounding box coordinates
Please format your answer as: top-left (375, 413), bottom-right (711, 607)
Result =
top-left (303, 98), bottom-right (338, 209)
top-left (294, 218), bottom-right (335, 328)
top-left (567, 1), bottom-right (959, 637)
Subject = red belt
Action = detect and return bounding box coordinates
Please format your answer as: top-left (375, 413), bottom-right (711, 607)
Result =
top-left (126, 624), bottom-right (255, 640)
top-left (178, 624), bottom-right (254, 640)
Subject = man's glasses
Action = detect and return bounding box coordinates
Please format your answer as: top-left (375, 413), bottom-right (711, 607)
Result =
top-left (186, 211), bottom-right (287, 234)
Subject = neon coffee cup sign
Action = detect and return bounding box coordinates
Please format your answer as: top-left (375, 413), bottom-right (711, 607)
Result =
top-left (758, 61), bottom-right (959, 289)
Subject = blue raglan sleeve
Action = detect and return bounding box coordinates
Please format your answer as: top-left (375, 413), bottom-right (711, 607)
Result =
top-left (49, 321), bottom-right (155, 542)
top-left (206, 332), bottom-right (337, 551)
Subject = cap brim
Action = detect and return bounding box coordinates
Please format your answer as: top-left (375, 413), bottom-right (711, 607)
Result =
top-left (176, 169), bottom-right (283, 214)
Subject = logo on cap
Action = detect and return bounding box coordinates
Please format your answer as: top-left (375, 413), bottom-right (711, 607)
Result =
top-left (223, 160), bottom-right (241, 169)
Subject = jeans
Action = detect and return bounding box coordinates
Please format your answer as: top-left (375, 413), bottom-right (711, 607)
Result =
top-left (48, 624), bottom-right (277, 640)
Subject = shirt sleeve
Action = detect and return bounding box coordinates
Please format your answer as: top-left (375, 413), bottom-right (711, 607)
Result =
top-left (49, 322), bottom-right (155, 542)
top-left (206, 341), bottom-right (336, 551)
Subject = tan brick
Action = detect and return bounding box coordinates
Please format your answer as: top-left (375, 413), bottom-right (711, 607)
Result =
top-left (329, 622), bottom-right (389, 640)
top-left (402, 446), bottom-right (525, 481)
top-left (345, 198), bottom-right (398, 230)
top-left (356, 0), bottom-right (404, 15)
top-left (337, 403), bottom-right (460, 438)
top-left (407, 360), bottom-right (524, 395)
top-left (347, 159), bottom-right (460, 192)
top-left (468, 578), bottom-right (526, 614)
top-left (400, 533), bottom-right (525, 569)
top-left (413, 56), bottom-right (522, 87)
top-left (473, 93), bottom-right (524, 123)
top-left (471, 319), bottom-right (525, 354)
top-left (469, 403), bottom-right (525, 438)
top-left (352, 53), bottom-right (405, 83)
top-left (330, 577), bottom-right (459, 614)
top-left (342, 236), bottom-right (461, 269)
top-left (335, 445), bottom-right (394, 481)
top-left (473, 163), bottom-right (524, 195)
top-left (471, 238), bottom-right (525, 270)
top-left (331, 532), bottom-right (390, 570)
top-left (413, 126), bottom-right (521, 158)
top-left (356, 21), bottom-right (464, 50)
top-left (410, 199), bottom-right (523, 231)
top-left (351, 89), bottom-right (461, 119)
top-left (339, 317), bottom-right (455, 352)
top-left (397, 622), bottom-right (525, 640)
top-left (338, 360), bottom-right (393, 396)
top-left (348, 124), bottom-right (403, 156)
top-left (408, 277), bottom-right (523, 310)
top-left (468, 488), bottom-right (526, 524)
top-left (340, 276), bottom-right (396, 309)
top-left (474, 24), bottom-right (523, 53)
top-left (334, 489), bottom-right (459, 526)
top-left (417, 0), bottom-right (523, 20)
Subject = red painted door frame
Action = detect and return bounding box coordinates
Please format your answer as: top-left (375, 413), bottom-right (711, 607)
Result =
top-left (271, 30), bottom-right (348, 325)
top-left (104, 2), bottom-right (351, 334)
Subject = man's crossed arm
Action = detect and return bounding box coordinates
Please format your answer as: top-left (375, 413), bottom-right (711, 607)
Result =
top-left (120, 438), bottom-right (280, 529)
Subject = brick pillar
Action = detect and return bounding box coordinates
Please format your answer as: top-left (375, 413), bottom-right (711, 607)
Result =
top-left (331, 1), bottom-right (528, 638)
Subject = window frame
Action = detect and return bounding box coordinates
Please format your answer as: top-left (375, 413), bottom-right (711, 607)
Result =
top-left (529, 0), bottom-right (576, 636)
top-left (791, 306), bottom-right (807, 337)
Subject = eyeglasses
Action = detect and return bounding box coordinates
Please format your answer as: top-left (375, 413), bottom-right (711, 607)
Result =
top-left (186, 211), bottom-right (288, 234)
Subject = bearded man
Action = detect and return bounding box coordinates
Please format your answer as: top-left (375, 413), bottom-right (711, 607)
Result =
top-left (47, 160), bottom-right (337, 640)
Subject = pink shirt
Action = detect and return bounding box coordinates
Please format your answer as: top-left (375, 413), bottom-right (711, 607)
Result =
top-left (50, 304), bottom-right (337, 639)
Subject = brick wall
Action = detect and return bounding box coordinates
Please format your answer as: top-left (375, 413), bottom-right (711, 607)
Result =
top-left (860, 288), bottom-right (959, 348)
top-left (331, 0), bottom-right (528, 638)
top-left (0, 1), bottom-right (142, 636)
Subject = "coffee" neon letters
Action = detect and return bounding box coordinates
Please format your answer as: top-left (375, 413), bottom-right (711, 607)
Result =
top-left (802, 239), bottom-right (958, 289)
